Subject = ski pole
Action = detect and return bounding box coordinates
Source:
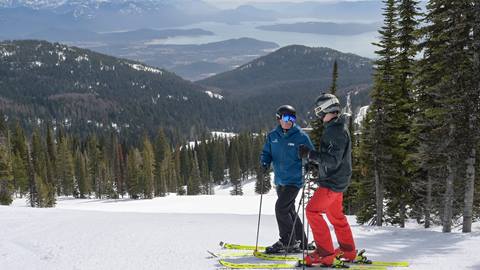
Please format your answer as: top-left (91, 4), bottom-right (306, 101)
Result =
top-left (284, 158), bottom-right (308, 257)
top-left (255, 168), bottom-right (266, 252)
top-left (302, 164), bottom-right (308, 270)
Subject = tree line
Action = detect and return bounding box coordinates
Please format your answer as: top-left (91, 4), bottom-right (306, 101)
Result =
top-left (344, 0), bottom-right (480, 233)
top-left (0, 117), bottom-right (271, 206)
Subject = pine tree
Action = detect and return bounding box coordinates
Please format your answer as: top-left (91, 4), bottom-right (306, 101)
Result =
top-left (358, 0), bottom-right (400, 226)
top-left (57, 136), bottom-right (75, 196)
top-left (212, 139), bottom-right (226, 184)
top-left (11, 122), bottom-right (29, 196)
top-left (87, 135), bottom-right (101, 198)
top-left (0, 116), bottom-right (13, 205)
top-left (330, 60), bottom-right (338, 95)
top-left (461, 0), bottom-right (479, 233)
top-left (75, 149), bottom-right (89, 198)
top-left (381, 0), bottom-right (420, 228)
top-left (229, 143), bottom-right (243, 196)
top-left (44, 125), bottom-right (56, 194)
top-left (197, 139), bottom-right (211, 194)
top-left (154, 129), bottom-right (169, 197)
top-left (254, 134), bottom-right (271, 194)
top-left (142, 136), bottom-right (155, 199)
top-left (416, 0), bottom-right (472, 232)
top-left (127, 147), bottom-right (142, 199)
top-left (172, 146), bottom-right (182, 193)
top-left (187, 153), bottom-right (201, 195)
top-left (30, 129), bottom-right (55, 207)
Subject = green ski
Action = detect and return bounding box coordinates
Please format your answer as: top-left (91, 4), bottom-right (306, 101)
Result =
top-left (218, 260), bottom-right (388, 270)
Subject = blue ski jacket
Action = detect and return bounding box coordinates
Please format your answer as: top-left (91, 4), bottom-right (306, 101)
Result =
top-left (260, 124), bottom-right (314, 188)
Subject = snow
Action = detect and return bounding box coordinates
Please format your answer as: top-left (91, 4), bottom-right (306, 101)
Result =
top-left (2, 177), bottom-right (480, 270)
top-left (0, 48), bottom-right (14, 57)
top-left (205, 90), bottom-right (224, 100)
top-left (127, 63), bottom-right (163, 74)
top-left (211, 131), bottom-right (237, 138)
top-left (31, 61), bottom-right (43, 67)
top-left (57, 51), bottom-right (66, 62)
top-left (355, 105), bottom-right (369, 126)
top-left (75, 54), bottom-right (89, 62)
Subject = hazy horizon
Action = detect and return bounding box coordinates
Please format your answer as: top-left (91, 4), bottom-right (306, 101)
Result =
top-left (204, 0), bottom-right (371, 9)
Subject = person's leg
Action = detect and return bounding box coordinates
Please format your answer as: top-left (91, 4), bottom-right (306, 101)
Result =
top-left (325, 192), bottom-right (356, 261)
top-left (275, 185), bottom-right (300, 245)
top-left (285, 187), bottom-right (307, 249)
top-left (305, 187), bottom-right (337, 265)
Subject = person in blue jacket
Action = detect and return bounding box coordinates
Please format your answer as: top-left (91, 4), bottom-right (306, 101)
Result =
top-left (260, 105), bottom-right (315, 254)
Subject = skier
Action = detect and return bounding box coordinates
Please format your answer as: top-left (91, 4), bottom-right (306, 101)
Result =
top-left (298, 93), bottom-right (363, 268)
top-left (260, 105), bottom-right (315, 254)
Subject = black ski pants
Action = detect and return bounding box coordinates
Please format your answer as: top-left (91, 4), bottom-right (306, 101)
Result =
top-left (275, 185), bottom-right (307, 247)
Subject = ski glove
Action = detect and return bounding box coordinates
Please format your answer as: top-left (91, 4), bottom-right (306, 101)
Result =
top-left (261, 163), bottom-right (269, 174)
top-left (298, 144), bottom-right (310, 159)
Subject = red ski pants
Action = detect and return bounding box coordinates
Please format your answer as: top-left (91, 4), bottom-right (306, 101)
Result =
top-left (306, 187), bottom-right (356, 260)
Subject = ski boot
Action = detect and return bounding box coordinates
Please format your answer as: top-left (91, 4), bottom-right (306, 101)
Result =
top-left (265, 240), bottom-right (301, 254)
top-left (303, 251), bottom-right (349, 268)
top-left (334, 248), bottom-right (357, 262)
top-left (353, 249), bottom-right (372, 264)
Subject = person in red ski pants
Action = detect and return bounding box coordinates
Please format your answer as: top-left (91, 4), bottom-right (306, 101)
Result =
top-left (298, 93), bottom-right (359, 268)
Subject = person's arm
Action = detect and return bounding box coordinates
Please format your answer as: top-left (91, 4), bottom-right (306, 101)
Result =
top-left (308, 129), bottom-right (348, 176)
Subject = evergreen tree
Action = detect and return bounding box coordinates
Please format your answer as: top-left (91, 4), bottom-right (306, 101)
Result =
top-left (254, 134), bottom-right (271, 194)
top-left (330, 60), bottom-right (338, 95)
top-left (460, 0), bottom-right (479, 233)
top-left (127, 148), bottom-right (142, 199)
top-left (10, 122), bottom-right (29, 196)
top-left (416, 0), bottom-right (472, 232)
top-left (187, 153), bottom-right (201, 195)
top-left (30, 129), bottom-right (55, 207)
top-left (142, 136), bottom-right (155, 199)
top-left (0, 117), bottom-right (13, 205)
top-left (359, 0), bottom-right (399, 226)
top-left (154, 129), bottom-right (169, 197)
top-left (57, 136), bottom-right (75, 196)
top-left (381, 0), bottom-right (420, 228)
top-left (172, 146), bottom-right (182, 193)
top-left (229, 143), bottom-right (243, 196)
top-left (75, 149), bottom-right (89, 198)
top-left (196, 139), bottom-right (211, 194)
top-left (212, 139), bottom-right (226, 184)
top-left (87, 135), bottom-right (101, 198)
top-left (45, 125), bottom-right (57, 195)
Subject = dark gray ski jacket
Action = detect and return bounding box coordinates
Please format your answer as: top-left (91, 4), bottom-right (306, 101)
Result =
top-left (307, 114), bottom-right (352, 192)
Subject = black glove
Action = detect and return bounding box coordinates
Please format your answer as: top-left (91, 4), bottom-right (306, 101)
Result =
top-left (261, 163), bottom-right (269, 174)
top-left (298, 144), bottom-right (310, 159)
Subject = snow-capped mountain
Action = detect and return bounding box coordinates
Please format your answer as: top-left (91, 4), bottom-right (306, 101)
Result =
top-left (0, 0), bottom-right (215, 15)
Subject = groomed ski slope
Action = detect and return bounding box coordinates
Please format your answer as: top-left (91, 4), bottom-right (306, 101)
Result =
top-left (1, 178), bottom-right (480, 270)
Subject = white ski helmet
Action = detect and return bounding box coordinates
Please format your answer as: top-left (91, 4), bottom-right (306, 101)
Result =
top-left (314, 93), bottom-right (341, 119)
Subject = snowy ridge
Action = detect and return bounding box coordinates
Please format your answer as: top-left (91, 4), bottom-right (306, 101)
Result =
top-left (127, 63), bottom-right (163, 74)
top-left (204, 90), bottom-right (224, 100)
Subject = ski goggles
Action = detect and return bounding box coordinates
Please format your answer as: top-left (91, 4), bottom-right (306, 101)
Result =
top-left (277, 114), bottom-right (296, 123)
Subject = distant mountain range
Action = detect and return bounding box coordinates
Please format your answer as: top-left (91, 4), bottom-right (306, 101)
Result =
top-left (92, 38), bottom-right (279, 81)
top-left (0, 40), bottom-right (245, 140)
top-left (0, 1), bottom-right (277, 38)
top-left (0, 40), bottom-right (373, 140)
top-left (198, 45), bottom-right (373, 126)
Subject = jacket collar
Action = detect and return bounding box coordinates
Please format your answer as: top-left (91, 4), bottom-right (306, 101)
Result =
top-left (324, 114), bottom-right (347, 128)
top-left (275, 124), bottom-right (300, 137)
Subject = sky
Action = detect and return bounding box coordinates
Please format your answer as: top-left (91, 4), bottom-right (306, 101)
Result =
top-left (204, 0), bottom-right (344, 9)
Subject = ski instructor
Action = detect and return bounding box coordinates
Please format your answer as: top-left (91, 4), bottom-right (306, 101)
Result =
top-left (260, 105), bottom-right (315, 254)
top-left (298, 93), bottom-right (362, 268)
